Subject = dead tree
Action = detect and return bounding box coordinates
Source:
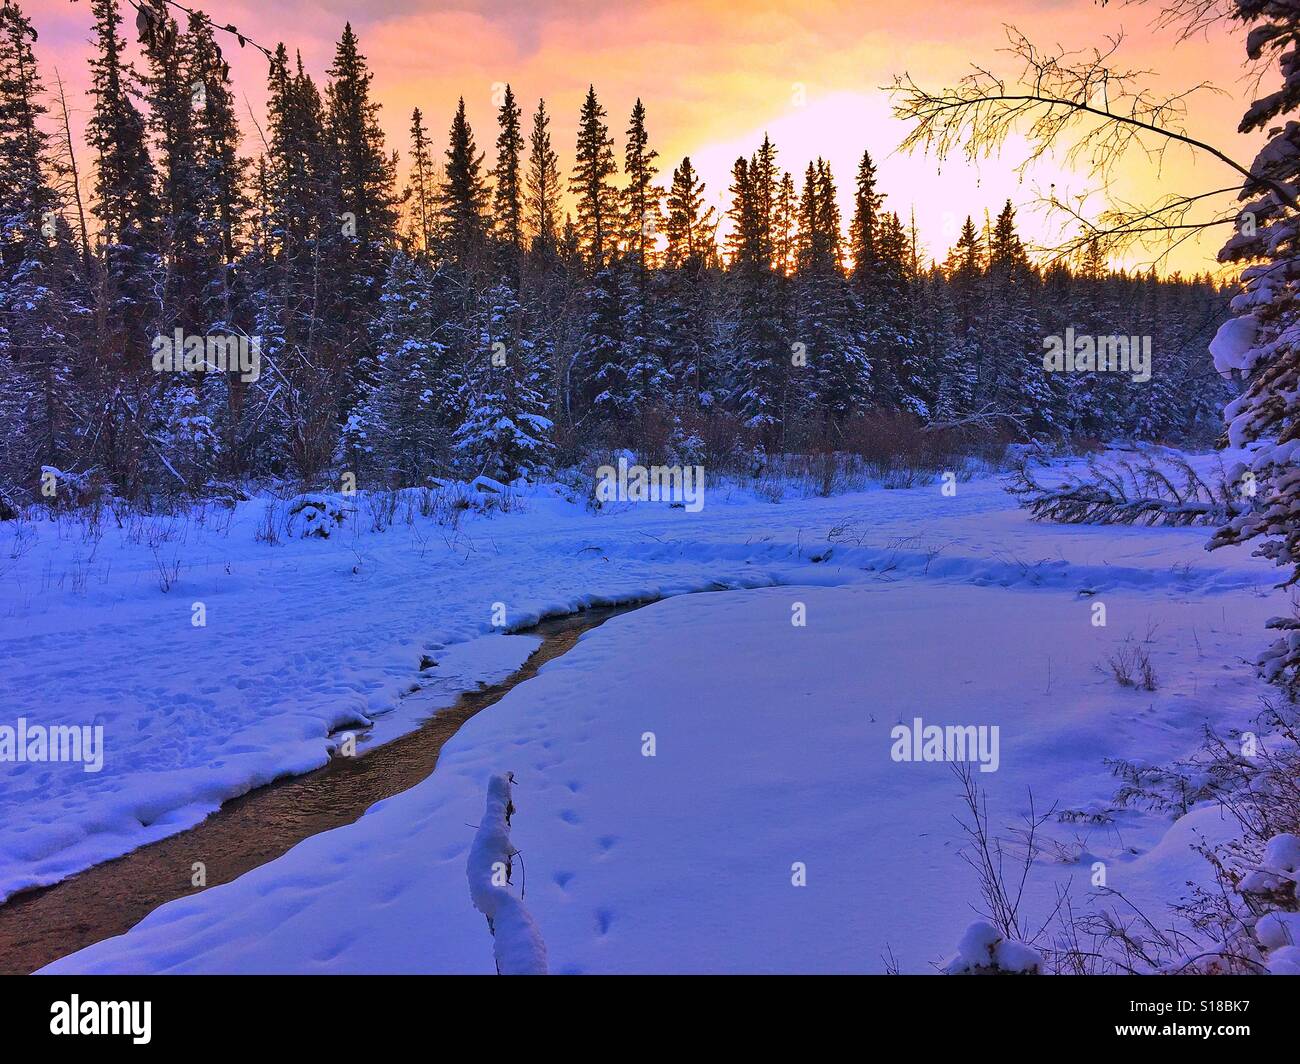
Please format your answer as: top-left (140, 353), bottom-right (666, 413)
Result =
top-left (1006, 453), bottom-right (1244, 526)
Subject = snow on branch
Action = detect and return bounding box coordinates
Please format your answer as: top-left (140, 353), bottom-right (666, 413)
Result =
top-left (466, 773), bottom-right (548, 975)
top-left (1005, 453), bottom-right (1244, 526)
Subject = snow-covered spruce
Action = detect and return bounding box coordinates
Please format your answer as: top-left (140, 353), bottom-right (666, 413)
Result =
top-left (943, 921), bottom-right (1043, 975)
top-left (466, 774), bottom-right (547, 975)
top-left (1209, 1), bottom-right (1300, 697)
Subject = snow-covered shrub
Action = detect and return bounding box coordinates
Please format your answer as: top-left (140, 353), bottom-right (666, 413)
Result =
top-left (1241, 833), bottom-right (1300, 902)
top-left (951, 764), bottom-right (1056, 965)
top-left (1235, 832), bottom-right (1300, 975)
top-left (361, 488), bottom-right (402, 533)
top-left (36, 467), bottom-right (102, 511)
top-left (1265, 945), bottom-right (1300, 974)
top-left (285, 493), bottom-right (355, 539)
top-left (752, 471), bottom-right (786, 504)
top-left (254, 500), bottom-right (284, 546)
top-left (198, 481), bottom-right (250, 508)
top-left (1104, 753), bottom-right (1225, 819)
top-left (666, 422), bottom-right (706, 467)
top-left (569, 448), bottom-right (629, 513)
top-left (944, 921), bottom-right (1043, 975)
top-left (1079, 703), bottom-right (1300, 974)
top-left (466, 774), bottom-right (547, 975)
top-left (841, 409), bottom-right (929, 478)
top-left (452, 475), bottom-right (521, 515)
top-left (755, 451), bottom-right (870, 499)
top-left (1255, 908), bottom-right (1300, 949)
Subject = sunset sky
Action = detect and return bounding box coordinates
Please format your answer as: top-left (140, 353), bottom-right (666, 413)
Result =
top-left (26, 0), bottom-right (1263, 274)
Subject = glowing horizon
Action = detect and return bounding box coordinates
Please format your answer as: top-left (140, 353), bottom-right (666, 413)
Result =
top-left (25, 0), bottom-right (1262, 275)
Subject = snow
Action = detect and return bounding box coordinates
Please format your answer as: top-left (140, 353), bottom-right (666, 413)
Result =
top-left (3, 453), bottom-right (1289, 971)
top-left (469, 476), bottom-right (508, 495)
top-left (466, 774), bottom-right (547, 975)
top-left (1243, 832), bottom-right (1300, 894)
top-left (945, 922), bottom-right (1043, 974)
top-left (1255, 910), bottom-right (1300, 951)
top-left (1209, 314), bottom-right (1259, 377)
top-left (286, 493), bottom-right (356, 538)
top-left (1264, 833), bottom-right (1300, 873)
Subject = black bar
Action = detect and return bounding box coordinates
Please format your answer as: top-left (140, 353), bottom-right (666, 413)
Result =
top-left (0, 974), bottom-right (1291, 1050)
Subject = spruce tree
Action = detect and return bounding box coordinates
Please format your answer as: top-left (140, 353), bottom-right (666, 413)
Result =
top-left (454, 280), bottom-right (554, 481)
top-left (491, 84), bottom-right (524, 261)
top-left (664, 157), bottom-right (715, 271)
top-left (726, 153), bottom-right (787, 442)
top-left (1208, 0), bottom-right (1300, 695)
top-left (405, 107), bottom-right (435, 256)
top-left (343, 250), bottom-right (447, 483)
top-left (326, 23), bottom-right (397, 399)
top-left (982, 200), bottom-right (1053, 435)
top-left (751, 134), bottom-right (779, 268)
top-left (619, 99), bottom-right (666, 413)
top-left (260, 46), bottom-right (347, 480)
top-left (525, 99), bottom-right (561, 258)
top-left (436, 97), bottom-right (488, 272)
top-left (566, 87), bottom-right (625, 421)
top-left (185, 13), bottom-right (244, 304)
top-left (141, 6), bottom-right (203, 331)
top-left (87, 0), bottom-right (160, 366)
top-left (0, 1), bottom-right (84, 499)
top-left (848, 149), bottom-right (884, 298)
top-left (326, 23), bottom-right (398, 254)
top-left (794, 159), bottom-right (867, 422)
top-left (570, 86), bottom-right (618, 267)
top-left (661, 157), bottom-right (718, 404)
top-left (622, 98), bottom-right (660, 272)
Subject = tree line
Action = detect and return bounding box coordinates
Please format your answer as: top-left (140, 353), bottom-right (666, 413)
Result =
top-left (0, 0), bottom-right (1232, 506)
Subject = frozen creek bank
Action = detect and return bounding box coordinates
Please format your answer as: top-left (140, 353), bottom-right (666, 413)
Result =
top-left (45, 579), bottom-right (1275, 973)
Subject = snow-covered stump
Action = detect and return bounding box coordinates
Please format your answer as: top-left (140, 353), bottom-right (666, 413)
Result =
top-left (466, 773), bottom-right (548, 975)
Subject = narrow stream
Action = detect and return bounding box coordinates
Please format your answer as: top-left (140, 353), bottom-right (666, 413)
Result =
top-left (0, 601), bottom-right (650, 974)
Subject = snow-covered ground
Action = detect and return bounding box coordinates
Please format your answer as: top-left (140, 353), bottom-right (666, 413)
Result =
top-left (1, 455), bottom-right (1286, 971)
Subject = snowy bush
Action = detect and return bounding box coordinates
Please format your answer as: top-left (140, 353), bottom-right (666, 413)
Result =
top-left (37, 467), bottom-right (100, 511)
top-left (1072, 702), bottom-right (1300, 974)
top-left (466, 774), bottom-right (547, 975)
top-left (285, 493), bottom-right (356, 539)
top-left (944, 921), bottom-right (1043, 975)
top-left (1241, 833), bottom-right (1300, 899)
top-left (1103, 754), bottom-right (1225, 819)
top-left (1237, 833), bottom-right (1300, 974)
